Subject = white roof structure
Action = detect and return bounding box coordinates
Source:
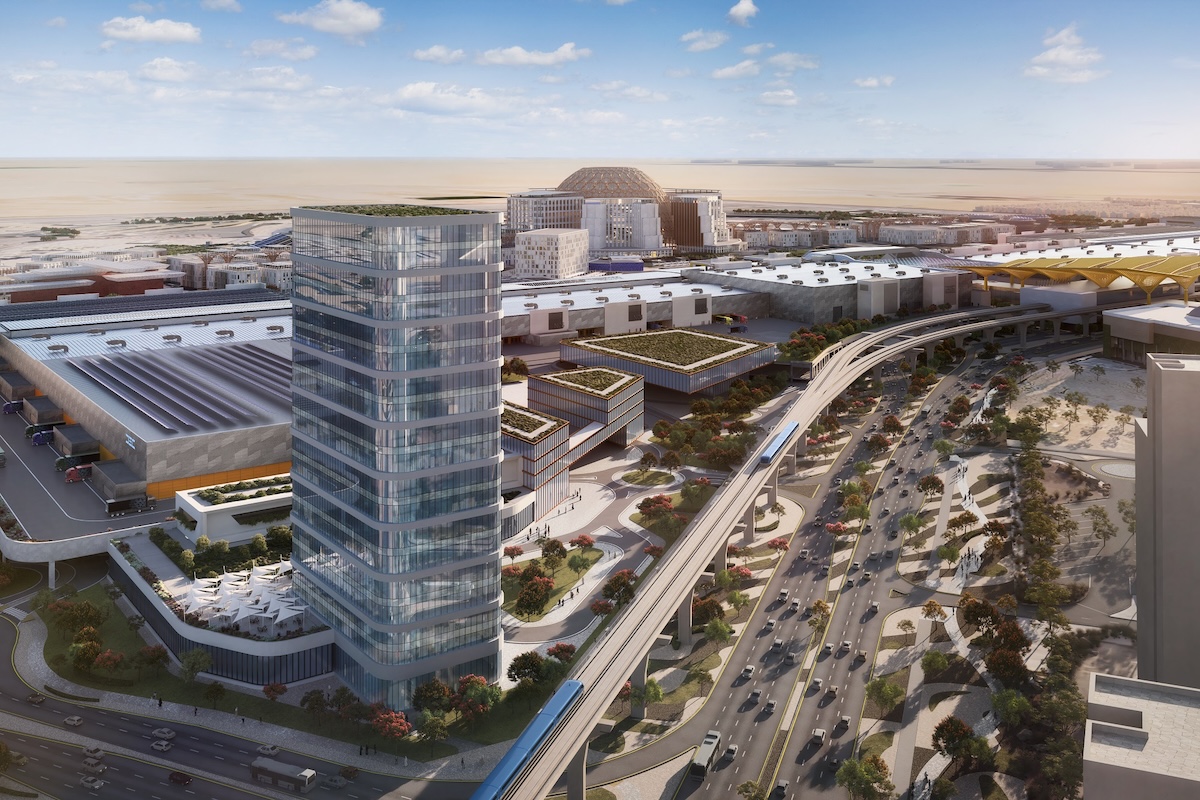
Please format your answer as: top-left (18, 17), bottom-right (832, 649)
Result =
top-left (179, 561), bottom-right (305, 627)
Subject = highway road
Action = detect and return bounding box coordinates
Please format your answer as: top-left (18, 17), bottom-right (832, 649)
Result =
top-left (510, 303), bottom-right (1072, 800)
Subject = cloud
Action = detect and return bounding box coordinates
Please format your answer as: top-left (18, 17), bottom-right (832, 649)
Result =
top-left (241, 65), bottom-right (311, 91)
top-left (388, 82), bottom-right (520, 116)
top-left (201, 0), bottom-right (243, 11)
top-left (758, 89), bottom-right (798, 106)
top-left (538, 74), bottom-right (566, 84)
top-left (477, 42), bottom-right (591, 67)
top-left (34, 60), bottom-right (58, 70)
top-left (727, 0), bottom-right (758, 26)
top-left (100, 16), bottom-right (202, 43)
top-left (853, 75), bottom-right (894, 88)
top-left (606, 0), bottom-right (635, 4)
top-left (1174, 56), bottom-right (1200, 70)
top-left (768, 52), bottom-right (819, 74)
top-left (712, 60), bottom-right (759, 80)
top-left (278, 0), bottom-right (383, 43)
top-left (128, 2), bottom-right (160, 12)
top-left (742, 42), bottom-right (773, 55)
top-left (138, 56), bottom-right (198, 82)
top-left (680, 29), bottom-right (728, 52)
top-left (245, 38), bottom-right (318, 61)
top-left (666, 68), bottom-right (692, 79)
top-left (46, 17), bottom-right (67, 27)
top-left (413, 45), bottom-right (466, 64)
top-left (590, 80), bottom-right (667, 102)
top-left (1023, 23), bottom-right (1106, 83)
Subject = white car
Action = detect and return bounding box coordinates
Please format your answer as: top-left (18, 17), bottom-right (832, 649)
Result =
top-left (723, 744), bottom-right (739, 761)
top-left (64, 716), bottom-right (84, 727)
top-left (151, 740), bottom-right (173, 752)
top-left (152, 727), bottom-right (176, 740)
top-left (811, 677), bottom-right (824, 691)
top-left (83, 746), bottom-right (104, 760)
top-left (80, 776), bottom-right (105, 790)
top-left (257, 744), bottom-right (281, 756)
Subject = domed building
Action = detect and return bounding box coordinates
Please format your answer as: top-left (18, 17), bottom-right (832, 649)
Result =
top-left (556, 166), bottom-right (666, 203)
top-left (506, 166), bottom-right (740, 267)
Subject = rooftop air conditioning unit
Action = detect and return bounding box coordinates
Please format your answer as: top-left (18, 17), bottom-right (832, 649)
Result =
top-left (87, 329), bottom-right (105, 335)
top-left (870, 273), bottom-right (881, 278)
top-left (792, 280), bottom-right (804, 285)
top-left (525, 303), bottom-right (537, 308)
top-left (163, 334), bottom-right (182, 343)
top-left (629, 294), bottom-right (641, 300)
top-left (561, 300), bottom-right (574, 306)
top-left (106, 339), bottom-right (126, 347)
top-left (48, 344), bottom-right (68, 353)
top-left (242, 316), bottom-right (256, 322)
top-left (31, 334), bottom-right (50, 341)
top-left (691, 288), bottom-right (703, 293)
top-left (193, 320), bottom-right (208, 326)
top-left (142, 325), bottom-right (158, 331)
top-left (777, 275), bottom-right (788, 280)
top-left (720, 285), bottom-right (732, 291)
top-left (818, 277), bottom-right (829, 283)
top-left (752, 269), bottom-right (762, 273)
top-left (216, 330), bottom-right (234, 337)
top-left (726, 271), bottom-right (738, 275)
top-left (267, 325), bottom-right (285, 333)
top-left (897, 271), bottom-right (907, 275)
top-left (596, 296), bottom-right (608, 302)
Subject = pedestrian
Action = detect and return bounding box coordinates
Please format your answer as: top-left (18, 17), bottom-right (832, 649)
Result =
top-left (360, 746), bottom-right (364, 756)
top-left (242, 717), bottom-right (246, 724)
top-left (461, 757), bottom-right (465, 767)
top-left (193, 707), bottom-right (198, 716)
top-left (158, 698), bottom-right (163, 708)
top-left (234, 706), bottom-right (238, 716)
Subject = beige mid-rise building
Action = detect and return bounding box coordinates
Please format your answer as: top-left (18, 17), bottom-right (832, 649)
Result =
top-left (513, 229), bottom-right (590, 280)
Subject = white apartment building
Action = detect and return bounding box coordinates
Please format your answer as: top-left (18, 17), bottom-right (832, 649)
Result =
top-left (582, 198), bottom-right (665, 257)
top-left (258, 263), bottom-right (293, 292)
top-left (506, 190), bottom-right (585, 233)
top-left (513, 229), bottom-right (590, 280)
top-left (878, 222), bottom-right (1015, 247)
top-left (205, 264), bottom-right (261, 290)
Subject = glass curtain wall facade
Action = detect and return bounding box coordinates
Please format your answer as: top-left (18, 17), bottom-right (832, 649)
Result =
top-left (289, 206), bottom-right (504, 709)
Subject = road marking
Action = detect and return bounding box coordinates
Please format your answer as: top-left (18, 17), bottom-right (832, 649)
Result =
top-left (214, 755), bottom-right (224, 761)
top-left (118, 728), bottom-right (127, 733)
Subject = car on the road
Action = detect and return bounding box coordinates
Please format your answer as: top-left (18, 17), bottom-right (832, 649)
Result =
top-left (819, 563), bottom-right (829, 576)
top-left (888, 529), bottom-right (898, 539)
top-left (892, 476), bottom-right (900, 485)
top-left (822, 643), bottom-right (834, 655)
top-left (723, 744), bottom-right (739, 761)
top-left (257, 744), bottom-right (281, 756)
top-left (741, 665), bottom-right (755, 680)
top-left (169, 772), bottom-right (193, 786)
top-left (772, 637), bottom-right (784, 651)
top-left (885, 549), bottom-right (895, 559)
top-left (850, 561), bottom-right (860, 572)
top-left (900, 488), bottom-right (910, 497)
top-left (778, 589), bottom-right (789, 602)
top-left (835, 477), bottom-right (843, 486)
top-left (789, 599), bottom-right (801, 613)
top-left (798, 549), bottom-right (809, 560)
top-left (828, 757), bottom-right (842, 771)
top-left (887, 459), bottom-right (896, 467)
top-left (837, 715), bottom-right (851, 730)
top-left (839, 641), bottom-right (851, 652)
top-left (765, 698), bottom-right (778, 713)
top-left (826, 685), bottom-right (839, 697)
top-left (750, 688), bottom-right (762, 704)
top-left (152, 727), bottom-right (176, 740)
top-left (856, 650), bottom-right (869, 662)
top-left (765, 618), bottom-right (776, 631)
top-left (917, 449), bottom-right (924, 456)
top-left (64, 716), bottom-right (83, 727)
top-left (79, 776), bottom-right (105, 790)
top-left (82, 758), bottom-right (106, 775)
top-left (811, 728), bottom-right (827, 746)
top-left (151, 740), bottom-right (173, 752)
top-left (880, 507), bottom-right (891, 517)
top-left (774, 779), bottom-right (790, 796)
top-left (811, 677), bottom-right (824, 691)
top-left (10, 752), bottom-right (27, 767)
top-left (83, 746), bottom-right (104, 760)
top-left (867, 551), bottom-right (878, 560)
top-left (864, 523), bottom-right (873, 533)
top-left (863, 571), bottom-right (873, 581)
top-left (785, 652), bottom-right (798, 666)
top-left (26, 692), bottom-right (45, 705)
top-left (322, 775), bottom-right (348, 789)
top-left (870, 601), bottom-right (880, 613)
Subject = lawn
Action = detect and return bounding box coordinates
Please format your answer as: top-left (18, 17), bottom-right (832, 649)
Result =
top-left (502, 547), bottom-right (603, 622)
top-left (979, 563), bottom-right (1008, 577)
top-left (629, 484), bottom-right (717, 547)
top-left (864, 665), bottom-right (910, 722)
top-left (41, 584), bottom-right (456, 760)
top-left (980, 774), bottom-right (1011, 800)
top-left (1, 566), bottom-right (42, 598)
top-left (859, 731), bottom-right (894, 762)
top-left (621, 470), bottom-right (674, 486)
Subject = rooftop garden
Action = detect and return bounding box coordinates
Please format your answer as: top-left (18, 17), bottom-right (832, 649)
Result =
top-left (193, 475), bottom-right (292, 505)
top-left (539, 368), bottom-right (637, 397)
top-left (304, 204), bottom-right (483, 217)
top-left (500, 403), bottom-right (566, 444)
top-left (568, 329), bottom-right (768, 374)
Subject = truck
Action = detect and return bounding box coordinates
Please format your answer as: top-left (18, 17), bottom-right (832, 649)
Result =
top-left (65, 464), bottom-right (93, 483)
top-left (106, 495), bottom-right (156, 517)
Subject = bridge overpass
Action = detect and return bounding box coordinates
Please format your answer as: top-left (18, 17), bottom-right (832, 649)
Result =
top-left (501, 300), bottom-right (1125, 800)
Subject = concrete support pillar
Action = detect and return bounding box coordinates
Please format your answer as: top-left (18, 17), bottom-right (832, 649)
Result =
top-left (872, 363), bottom-right (883, 387)
top-left (630, 650), bottom-right (650, 719)
top-left (954, 334), bottom-right (965, 350)
top-left (742, 504), bottom-right (756, 544)
top-left (983, 328), bottom-right (995, 344)
top-left (925, 344), bottom-right (937, 366)
top-left (768, 472), bottom-right (779, 506)
top-left (794, 435), bottom-right (808, 457)
top-left (47, 560), bottom-right (55, 590)
top-left (567, 740), bottom-right (588, 800)
top-left (782, 453), bottom-right (797, 476)
top-left (1052, 319), bottom-right (1062, 343)
top-left (908, 349), bottom-right (920, 373)
top-left (677, 594), bottom-right (694, 648)
top-left (1082, 313), bottom-right (1096, 335)
top-left (1017, 322), bottom-right (1028, 347)
top-left (714, 540), bottom-right (728, 573)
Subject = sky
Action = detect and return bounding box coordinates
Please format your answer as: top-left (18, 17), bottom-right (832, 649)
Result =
top-left (2, 0), bottom-right (1199, 159)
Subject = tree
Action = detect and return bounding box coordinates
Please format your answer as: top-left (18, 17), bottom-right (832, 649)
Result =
top-left (412, 678), bottom-right (452, 714)
top-left (638, 677), bottom-right (664, 708)
top-left (514, 576), bottom-right (555, 618)
top-left (503, 545), bottom-right (524, 564)
top-left (921, 650), bottom-right (949, 676)
top-left (882, 414), bottom-right (903, 435)
top-left (204, 680), bottom-right (226, 709)
top-left (642, 544), bottom-right (664, 558)
top-left (179, 549), bottom-right (195, 574)
top-left (417, 711), bottom-right (449, 756)
top-left (69, 640), bottom-right (101, 671)
top-left (692, 597), bottom-right (725, 626)
top-left (866, 433), bottom-right (891, 454)
top-left (546, 642), bottom-right (576, 664)
top-left (639, 452), bottom-right (659, 473)
top-left (137, 644), bottom-right (169, 677)
top-left (0, 742), bottom-right (11, 775)
top-left (917, 475), bottom-right (944, 496)
top-left (179, 649), bottom-right (212, 683)
top-left (930, 438), bottom-right (953, 460)
top-left (92, 649), bottom-right (124, 673)
top-left (1131, 375), bottom-right (1145, 393)
top-left (727, 589), bottom-right (749, 618)
top-left (1087, 402), bottom-right (1110, 429)
top-left (836, 754), bottom-right (896, 800)
top-left (602, 569), bottom-right (637, 607)
top-left (766, 537), bottom-right (789, 553)
top-left (250, 533), bottom-right (269, 556)
top-left (1117, 498), bottom-right (1136, 535)
top-left (371, 707), bottom-right (412, 740)
top-left (263, 682), bottom-right (288, 702)
top-left (898, 619), bottom-right (916, 644)
top-left (930, 776), bottom-right (957, 800)
top-left (661, 450), bottom-right (682, 470)
top-left (451, 674), bottom-right (501, 723)
top-left (507, 651), bottom-right (546, 684)
top-left (541, 538), bottom-right (567, 575)
top-left (992, 687), bottom-right (1032, 727)
top-left (567, 553), bottom-right (591, 580)
top-left (300, 688), bottom-right (329, 717)
top-left (1069, 363), bottom-right (1084, 379)
top-left (808, 598), bottom-right (831, 632)
top-left (866, 676), bottom-right (904, 712)
top-left (568, 534), bottom-right (595, 550)
top-left (1084, 505), bottom-right (1118, 550)
top-left (737, 781), bottom-right (769, 800)
top-left (899, 513), bottom-right (923, 537)
top-left (590, 599), bottom-right (614, 616)
top-left (932, 715), bottom-right (976, 763)
top-left (1045, 359), bottom-right (1061, 376)
top-left (705, 617), bottom-right (733, 645)
top-left (985, 647), bottom-right (1030, 688)
top-left (854, 460), bottom-right (872, 479)
top-left (1090, 364), bottom-right (1107, 380)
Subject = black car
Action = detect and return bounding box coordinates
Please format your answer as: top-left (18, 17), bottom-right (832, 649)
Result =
top-left (168, 772), bottom-right (192, 786)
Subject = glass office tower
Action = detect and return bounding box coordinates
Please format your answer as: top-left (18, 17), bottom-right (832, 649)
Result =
top-left (289, 205), bottom-right (503, 708)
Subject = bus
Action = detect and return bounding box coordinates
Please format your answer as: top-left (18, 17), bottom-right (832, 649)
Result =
top-left (250, 757), bottom-right (318, 794)
top-left (690, 729), bottom-right (722, 779)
